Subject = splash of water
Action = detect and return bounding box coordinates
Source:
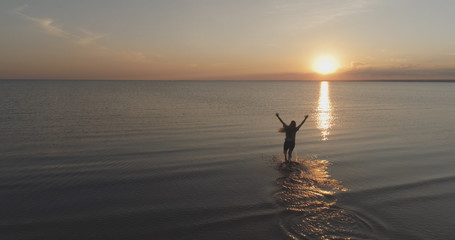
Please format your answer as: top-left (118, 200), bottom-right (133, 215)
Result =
top-left (273, 157), bottom-right (371, 240)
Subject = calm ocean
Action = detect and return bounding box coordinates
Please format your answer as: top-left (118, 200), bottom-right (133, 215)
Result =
top-left (1, 80), bottom-right (454, 239)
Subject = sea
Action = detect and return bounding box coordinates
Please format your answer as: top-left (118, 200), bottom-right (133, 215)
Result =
top-left (0, 80), bottom-right (454, 240)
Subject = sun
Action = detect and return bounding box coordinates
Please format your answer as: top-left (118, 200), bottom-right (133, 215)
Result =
top-left (312, 55), bottom-right (339, 75)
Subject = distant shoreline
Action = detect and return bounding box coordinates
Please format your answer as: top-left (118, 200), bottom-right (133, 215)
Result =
top-left (1, 79), bottom-right (455, 83)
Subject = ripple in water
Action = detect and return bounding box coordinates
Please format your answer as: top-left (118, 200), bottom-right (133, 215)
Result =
top-left (274, 157), bottom-right (373, 240)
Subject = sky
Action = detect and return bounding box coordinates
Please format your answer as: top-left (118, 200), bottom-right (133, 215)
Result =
top-left (1, 0), bottom-right (455, 80)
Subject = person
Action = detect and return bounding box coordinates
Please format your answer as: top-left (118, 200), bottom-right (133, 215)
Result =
top-left (276, 113), bottom-right (309, 163)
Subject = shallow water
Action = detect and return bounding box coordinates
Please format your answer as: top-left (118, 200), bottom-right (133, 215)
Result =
top-left (0, 80), bottom-right (454, 239)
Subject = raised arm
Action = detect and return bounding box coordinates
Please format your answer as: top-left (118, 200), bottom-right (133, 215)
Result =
top-left (297, 115), bottom-right (309, 129)
top-left (275, 113), bottom-right (287, 127)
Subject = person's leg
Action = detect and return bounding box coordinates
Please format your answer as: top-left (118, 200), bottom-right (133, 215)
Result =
top-left (288, 142), bottom-right (295, 162)
top-left (283, 142), bottom-right (289, 162)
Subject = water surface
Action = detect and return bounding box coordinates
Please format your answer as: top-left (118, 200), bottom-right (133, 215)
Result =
top-left (1, 80), bottom-right (454, 239)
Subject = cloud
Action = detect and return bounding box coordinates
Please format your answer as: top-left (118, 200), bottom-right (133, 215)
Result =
top-left (196, 72), bottom-right (319, 81)
top-left (16, 12), bottom-right (72, 38)
top-left (339, 66), bottom-right (455, 80)
top-left (350, 61), bottom-right (367, 68)
top-left (76, 29), bottom-right (106, 46)
top-left (32, 18), bottom-right (69, 38)
top-left (13, 4), bottom-right (158, 65)
top-left (210, 66), bottom-right (455, 81)
top-left (15, 5), bottom-right (103, 45)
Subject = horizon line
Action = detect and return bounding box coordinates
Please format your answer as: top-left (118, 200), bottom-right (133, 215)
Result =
top-left (1, 79), bottom-right (455, 82)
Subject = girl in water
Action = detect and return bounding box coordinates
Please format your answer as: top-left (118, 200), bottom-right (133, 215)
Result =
top-left (276, 113), bottom-right (309, 163)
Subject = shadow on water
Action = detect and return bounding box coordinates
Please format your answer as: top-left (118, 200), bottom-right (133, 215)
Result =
top-left (273, 156), bottom-right (376, 240)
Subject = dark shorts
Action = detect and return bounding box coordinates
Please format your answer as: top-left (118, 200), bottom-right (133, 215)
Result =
top-left (283, 141), bottom-right (295, 152)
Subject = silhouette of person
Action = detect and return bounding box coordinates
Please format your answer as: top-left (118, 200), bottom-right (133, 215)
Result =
top-left (276, 113), bottom-right (309, 163)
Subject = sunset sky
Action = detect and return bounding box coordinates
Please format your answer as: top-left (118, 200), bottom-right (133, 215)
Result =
top-left (1, 0), bottom-right (455, 80)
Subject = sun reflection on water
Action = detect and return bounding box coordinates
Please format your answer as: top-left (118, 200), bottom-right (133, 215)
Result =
top-left (317, 81), bottom-right (333, 141)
